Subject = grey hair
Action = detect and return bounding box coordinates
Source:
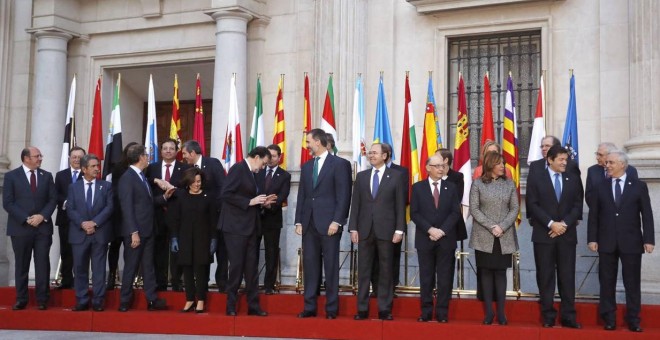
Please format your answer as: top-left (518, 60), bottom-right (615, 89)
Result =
top-left (598, 142), bottom-right (617, 154)
top-left (81, 154), bottom-right (100, 169)
top-left (609, 150), bottom-right (629, 169)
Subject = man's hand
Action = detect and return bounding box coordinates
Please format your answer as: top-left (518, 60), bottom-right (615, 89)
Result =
top-left (428, 227), bottom-right (444, 241)
top-left (131, 233), bottom-right (141, 248)
top-left (154, 178), bottom-right (173, 191)
top-left (644, 244), bottom-right (654, 254)
top-left (350, 231), bottom-right (359, 244)
top-left (392, 233), bottom-right (403, 244)
top-left (27, 214), bottom-right (45, 227)
top-left (265, 194), bottom-right (278, 205)
top-left (295, 224), bottom-right (303, 236)
top-left (588, 242), bottom-right (598, 252)
top-left (549, 221), bottom-right (567, 238)
top-left (249, 194), bottom-right (267, 206)
top-left (163, 187), bottom-right (176, 199)
top-left (81, 221), bottom-right (96, 235)
top-left (328, 222), bottom-right (339, 236)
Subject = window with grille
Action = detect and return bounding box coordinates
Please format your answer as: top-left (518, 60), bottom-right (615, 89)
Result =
top-left (447, 31), bottom-right (542, 167)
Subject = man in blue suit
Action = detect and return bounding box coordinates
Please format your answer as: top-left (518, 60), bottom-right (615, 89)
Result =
top-left (118, 144), bottom-right (173, 312)
top-left (295, 128), bottom-right (352, 319)
top-left (588, 150), bottom-right (654, 332)
top-left (66, 154), bottom-right (114, 311)
top-left (3, 147), bottom-right (56, 310)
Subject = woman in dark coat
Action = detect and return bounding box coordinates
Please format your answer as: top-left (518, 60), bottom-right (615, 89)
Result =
top-left (169, 167), bottom-right (218, 313)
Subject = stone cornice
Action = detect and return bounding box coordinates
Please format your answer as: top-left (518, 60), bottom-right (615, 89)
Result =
top-left (406, 0), bottom-right (563, 14)
top-left (25, 27), bottom-right (76, 40)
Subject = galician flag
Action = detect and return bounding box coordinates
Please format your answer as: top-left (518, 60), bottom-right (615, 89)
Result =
top-left (351, 75), bottom-right (367, 171)
top-left (248, 75), bottom-right (264, 150)
top-left (222, 74), bottom-right (244, 171)
top-left (453, 73), bottom-right (471, 205)
top-left (144, 74), bottom-right (158, 163)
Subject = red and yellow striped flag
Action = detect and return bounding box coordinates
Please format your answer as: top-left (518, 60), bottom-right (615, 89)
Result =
top-left (170, 74), bottom-right (182, 160)
top-left (300, 73), bottom-right (312, 167)
top-left (273, 75), bottom-right (286, 169)
top-left (503, 73), bottom-right (521, 226)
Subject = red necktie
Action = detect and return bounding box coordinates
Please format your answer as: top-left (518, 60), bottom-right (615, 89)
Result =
top-left (432, 181), bottom-right (439, 208)
top-left (165, 164), bottom-right (171, 182)
top-left (30, 170), bottom-right (36, 193)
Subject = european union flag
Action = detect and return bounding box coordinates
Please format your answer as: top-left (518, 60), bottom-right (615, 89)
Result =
top-left (562, 74), bottom-right (579, 165)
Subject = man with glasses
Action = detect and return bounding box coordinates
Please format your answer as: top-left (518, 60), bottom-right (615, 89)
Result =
top-left (3, 147), bottom-right (56, 310)
top-left (585, 142), bottom-right (637, 208)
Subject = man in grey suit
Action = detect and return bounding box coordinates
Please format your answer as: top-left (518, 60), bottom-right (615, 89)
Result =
top-left (350, 143), bottom-right (405, 321)
top-left (66, 154), bottom-right (114, 311)
top-left (3, 147), bottom-right (56, 310)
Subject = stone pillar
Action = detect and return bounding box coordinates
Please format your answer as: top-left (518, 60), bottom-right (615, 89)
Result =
top-left (624, 0), bottom-right (660, 303)
top-left (207, 10), bottom-right (252, 160)
top-left (30, 30), bottom-right (72, 173)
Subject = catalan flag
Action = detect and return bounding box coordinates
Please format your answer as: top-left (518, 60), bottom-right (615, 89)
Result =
top-left (193, 74), bottom-right (206, 156)
top-left (170, 74), bottom-right (182, 160)
top-left (301, 73), bottom-right (313, 166)
top-left (503, 74), bottom-right (521, 226)
top-left (273, 75), bottom-right (286, 169)
top-left (420, 74), bottom-right (442, 179)
top-left (453, 73), bottom-right (471, 205)
top-left (400, 72), bottom-right (419, 201)
top-left (373, 74), bottom-right (394, 158)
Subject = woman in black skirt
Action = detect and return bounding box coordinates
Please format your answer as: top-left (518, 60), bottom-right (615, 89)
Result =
top-left (469, 151), bottom-right (519, 325)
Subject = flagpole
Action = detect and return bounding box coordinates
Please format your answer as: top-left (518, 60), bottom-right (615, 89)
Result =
top-left (542, 70), bottom-right (547, 131)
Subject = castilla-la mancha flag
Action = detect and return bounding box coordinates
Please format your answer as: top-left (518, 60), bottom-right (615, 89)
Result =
top-left (453, 73), bottom-right (471, 206)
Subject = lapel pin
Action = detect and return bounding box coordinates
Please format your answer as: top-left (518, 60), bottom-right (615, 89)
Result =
top-left (386, 175), bottom-right (390, 178)
top-left (565, 177), bottom-right (569, 181)
top-left (99, 186), bottom-right (103, 190)
top-left (628, 182), bottom-right (632, 185)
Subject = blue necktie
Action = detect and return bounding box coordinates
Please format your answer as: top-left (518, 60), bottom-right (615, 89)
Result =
top-left (72, 170), bottom-right (79, 183)
top-left (140, 172), bottom-right (151, 196)
top-left (554, 173), bottom-right (561, 201)
top-left (86, 182), bottom-right (93, 213)
top-left (614, 178), bottom-right (622, 207)
top-left (372, 169), bottom-right (380, 198)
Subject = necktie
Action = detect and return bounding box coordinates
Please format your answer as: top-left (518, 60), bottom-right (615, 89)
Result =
top-left (265, 169), bottom-right (273, 192)
top-left (195, 164), bottom-right (200, 169)
top-left (86, 182), bottom-right (94, 212)
top-left (312, 157), bottom-right (319, 187)
top-left (372, 170), bottom-right (380, 198)
top-left (615, 178), bottom-right (622, 206)
top-left (554, 173), bottom-right (561, 201)
top-left (30, 170), bottom-right (36, 193)
top-left (72, 170), bottom-right (79, 183)
top-left (432, 182), bottom-right (439, 208)
top-left (140, 172), bottom-right (152, 196)
top-left (164, 164), bottom-right (172, 182)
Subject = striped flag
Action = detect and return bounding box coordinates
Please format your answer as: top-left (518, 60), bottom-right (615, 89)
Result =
top-left (562, 73), bottom-right (579, 165)
top-left (170, 74), bottom-right (182, 160)
top-left (273, 75), bottom-right (286, 169)
top-left (503, 74), bottom-right (521, 226)
top-left (59, 75), bottom-right (77, 170)
top-left (321, 74), bottom-right (338, 153)
top-left (248, 75), bottom-right (264, 150)
top-left (351, 75), bottom-right (368, 171)
top-left (420, 74), bottom-right (442, 179)
top-left (300, 73), bottom-right (313, 166)
top-left (481, 72), bottom-right (495, 160)
top-left (373, 74), bottom-right (394, 158)
top-left (400, 72), bottom-right (419, 204)
top-left (193, 74), bottom-right (206, 156)
top-left (103, 74), bottom-right (123, 181)
top-left (527, 73), bottom-right (546, 164)
top-left (145, 74), bottom-right (158, 163)
top-left (453, 73), bottom-right (471, 205)
top-left (222, 74), bottom-right (244, 171)
top-left (88, 76), bottom-right (104, 178)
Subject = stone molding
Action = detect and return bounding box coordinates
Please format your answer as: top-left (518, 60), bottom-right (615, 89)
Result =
top-left (406, 0), bottom-right (562, 14)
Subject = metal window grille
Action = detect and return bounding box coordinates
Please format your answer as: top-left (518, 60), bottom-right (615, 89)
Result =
top-left (447, 31), bottom-right (542, 167)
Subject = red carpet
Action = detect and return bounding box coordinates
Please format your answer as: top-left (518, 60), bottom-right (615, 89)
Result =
top-left (1, 287), bottom-right (659, 339)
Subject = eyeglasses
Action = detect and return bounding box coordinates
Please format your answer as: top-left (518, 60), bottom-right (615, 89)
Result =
top-left (30, 154), bottom-right (43, 159)
top-left (428, 163), bottom-right (447, 169)
top-left (594, 152), bottom-right (607, 157)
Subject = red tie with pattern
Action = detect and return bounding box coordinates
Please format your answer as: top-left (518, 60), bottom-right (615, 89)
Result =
top-left (165, 164), bottom-right (171, 182)
top-left (432, 181), bottom-right (439, 208)
top-left (30, 170), bottom-right (36, 193)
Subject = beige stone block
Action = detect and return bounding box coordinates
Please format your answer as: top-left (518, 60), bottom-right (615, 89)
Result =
top-left (550, 0), bottom-right (599, 30)
top-left (266, 0), bottom-right (296, 16)
top-left (264, 14), bottom-right (297, 54)
top-left (598, 0), bottom-right (628, 26)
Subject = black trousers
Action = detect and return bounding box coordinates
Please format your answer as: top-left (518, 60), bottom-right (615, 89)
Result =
top-left (11, 234), bottom-right (52, 304)
top-left (258, 227), bottom-right (281, 290)
top-left (370, 236), bottom-right (403, 294)
top-left (417, 245), bottom-right (454, 320)
top-left (153, 230), bottom-right (170, 289)
top-left (183, 264), bottom-right (209, 301)
top-left (480, 268), bottom-right (507, 318)
top-left (214, 230), bottom-right (228, 290)
top-left (598, 250), bottom-right (642, 326)
top-left (57, 224), bottom-right (74, 287)
top-left (120, 235), bottom-right (158, 304)
top-left (224, 231), bottom-right (261, 313)
top-left (533, 242), bottom-right (577, 324)
top-left (107, 236), bottom-right (123, 275)
top-left (302, 222), bottom-right (341, 314)
top-left (357, 229), bottom-right (394, 314)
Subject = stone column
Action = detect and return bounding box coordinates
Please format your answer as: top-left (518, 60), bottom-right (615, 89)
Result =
top-left (207, 10), bottom-right (252, 160)
top-left (624, 0), bottom-right (660, 303)
top-left (30, 30), bottom-right (72, 173)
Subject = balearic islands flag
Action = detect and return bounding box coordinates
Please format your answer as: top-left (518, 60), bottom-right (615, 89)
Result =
top-left (453, 73), bottom-right (471, 206)
top-left (503, 74), bottom-right (521, 227)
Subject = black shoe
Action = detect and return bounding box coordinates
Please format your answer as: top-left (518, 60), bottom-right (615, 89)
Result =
top-left (57, 284), bottom-right (73, 290)
top-left (218, 286), bottom-right (226, 294)
top-left (118, 303), bottom-right (130, 312)
top-left (181, 301), bottom-right (195, 313)
top-left (483, 315), bottom-right (494, 325)
top-left (72, 304), bottom-right (89, 311)
top-left (561, 320), bottom-right (582, 329)
top-left (155, 285), bottom-right (168, 292)
top-left (354, 311), bottom-right (368, 320)
top-left (326, 313), bottom-right (337, 319)
top-left (265, 289), bottom-right (274, 295)
top-left (37, 303), bottom-right (47, 310)
top-left (171, 286), bottom-right (184, 292)
top-left (497, 315), bottom-right (508, 325)
top-left (628, 325), bottom-right (643, 332)
top-left (436, 317), bottom-right (448, 323)
top-left (542, 321), bottom-right (555, 328)
top-left (369, 292), bottom-right (377, 298)
top-left (604, 324), bottom-right (616, 331)
top-left (92, 305), bottom-right (104, 312)
top-left (248, 309), bottom-right (268, 316)
top-left (378, 312), bottom-right (393, 321)
top-left (147, 298), bottom-right (167, 311)
top-left (226, 311), bottom-right (237, 316)
top-left (12, 302), bottom-right (27, 311)
top-left (417, 315), bottom-right (431, 322)
top-left (297, 310), bottom-right (317, 318)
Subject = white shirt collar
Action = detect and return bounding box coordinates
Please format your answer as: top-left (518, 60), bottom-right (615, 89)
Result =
top-left (195, 156), bottom-right (203, 168)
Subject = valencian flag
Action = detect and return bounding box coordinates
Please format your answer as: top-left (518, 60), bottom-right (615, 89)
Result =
top-left (527, 73), bottom-right (546, 164)
top-left (400, 72), bottom-right (419, 204)
top-left (481, 72), bottom-right (495, 162)
top-left (193, 73), bottom-right (206, 156)
top-left (320, 74), bottom-right (338, 154)
top-left (453, 73), bottom-right (471, 205)
top-left (222, 74), bottom-right (244, 171)
top-left (88, 76), bottom-right (104, 178)
top-left (145, 74), bottom-right (158, 163)
top-left (59, 75), bottom-right (77, 171)
top-left (373, 73), bottom-right (394, 158)
top-left (503, 73), bottom-right (521, 226)
top-left (103, 74), bottom-right (123, 181)
top-left (351, 74), bottom-right (368, 171)
top-left (248, 75), bottom-right (264, 151)
top-left (562, 72), bottom-right (579, 165)
top-left (273, 75), bottom-right (287, 169)
top-left (300, 73), bottom-right (313, 166)
top-left (170, 74), bottom-right (182, 160)
top-left (420, 73), bottom-right (442, 179)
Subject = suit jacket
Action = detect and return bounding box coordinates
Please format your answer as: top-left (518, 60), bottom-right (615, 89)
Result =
top-left (255, 166), bottom-right (291, 229)
top-left (218, 160), bottom-right (261, 236)
top-left (587, 176), bottom-right (654, 254)
top-left (585, 164), bottom-right (638, 208)
top-left (66, 179), bottom-right (114, 244)
top-left (389, 163), bottom-right (410, 205)
top-left (55, 168), bottom-right (82, 227)
top-left (526, 168), bottom-right (584, 244)
top-left (445, 169), bottom-right (467, 240)
top-left (3, 166), bottom-right (57, 236)
top-left (349, 167), bottom-right (405, 240)
top-left (145, 160), bottom-right (190, 234)
top-left (295, 154), bottom-right (352, 234)
top-left (526, 157), bottom-right (581, 219)
top-left (118, 168), bottom-right (159, 238)
top-left (410, 178), bottom-right (461, 250)
top-left (200, 156), bottom-right (226, 211)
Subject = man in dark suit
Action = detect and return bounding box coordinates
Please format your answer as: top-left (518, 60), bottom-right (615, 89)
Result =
top-left (145, 138), bottom-right (190, 291)
top-left (66, 154), bottom-right (114, 311)
top-left (585, 142), bottom-right (638, 208)
top-left (54, 146), bottom-right (85, 289)
top-left (255, 144), bottom-right (291, 295)
top-left (219, 146), bottom-right (272, 316)
top-left (3, 147), bottom-right (56, 310)
top-left (295, 128), bottom-right (352, 319)
top-left (181, 140), bottom-right (227, 292)
top-left (118, 144), bottom-right (172, 312)
top-left (526, 145), bottom-right (583, 328)
top-left (587, 150), bottom-right (654, 332)
top-left (350, 143), bottom-right (405, 321)
top-left (410, 155), bottom-right (461, 322)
